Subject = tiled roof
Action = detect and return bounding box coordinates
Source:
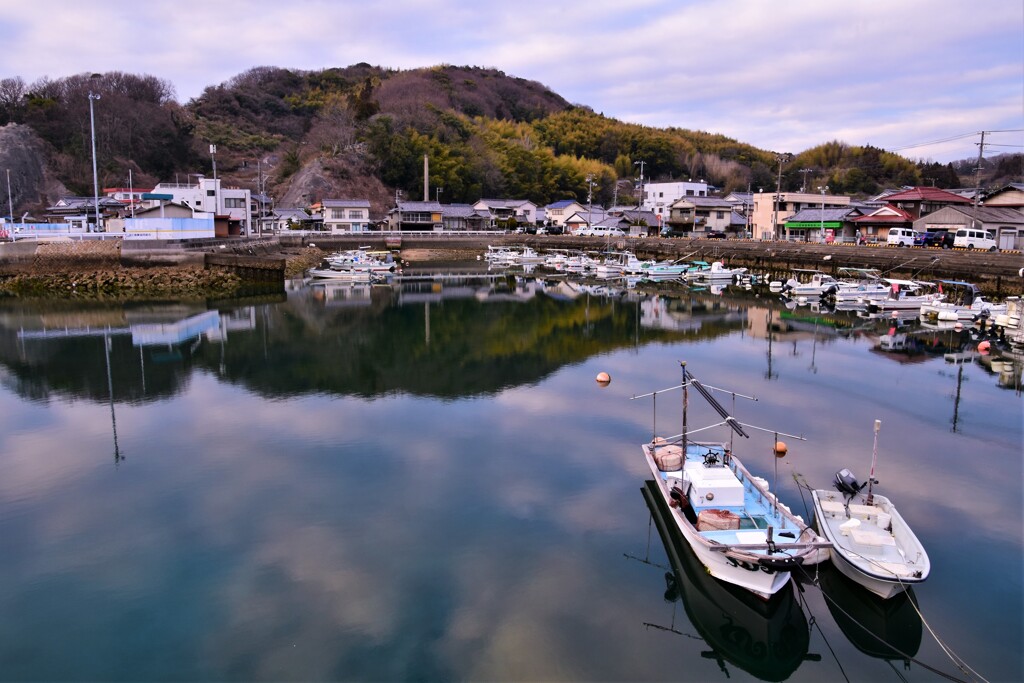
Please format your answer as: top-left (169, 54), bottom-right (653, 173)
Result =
top-left (545, 199), bottom-right (580, 209)
top-left (395, 201), bottom-right (443, 212)
top-left (323, 199), bottom-right (371, 208)
top-left (882, 187), bottom-right (972, 203)
top-left (787, 207), bottom-right (861, 222)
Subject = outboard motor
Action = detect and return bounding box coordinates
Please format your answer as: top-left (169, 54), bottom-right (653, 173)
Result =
top-left (821, 284), bottom-right (838, 300)
top-left (833, 468), bottom-right (864, 496)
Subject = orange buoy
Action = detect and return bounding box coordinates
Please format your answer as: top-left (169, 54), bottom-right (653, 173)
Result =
top-left (978, 340), bottom-right (991, 354)
top-left (774, 441), bottom-right (788, 458)
top-left (596, 371), bottom-right (611, 385)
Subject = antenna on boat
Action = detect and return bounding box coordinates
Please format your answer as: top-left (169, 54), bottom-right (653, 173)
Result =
top-left (867, 419), bottom-right (881, 504)
top-left (680, 361), bottom-right (688, 452)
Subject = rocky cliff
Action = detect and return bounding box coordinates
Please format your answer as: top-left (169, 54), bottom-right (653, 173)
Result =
top-left (0, 123), bottom-right (68, 218)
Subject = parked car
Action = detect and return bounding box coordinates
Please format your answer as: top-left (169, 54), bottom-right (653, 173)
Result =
top-left (919, 231), bottom-right (955, 248)
top-left (953, 227), bottom-right (998, 251)
top-left (706, 230), bottom-right (727, 239)
top-left (886, 227), bottom-right (917, 247)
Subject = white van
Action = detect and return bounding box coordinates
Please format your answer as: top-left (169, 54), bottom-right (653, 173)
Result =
top-left (953, 228), bottom-right (998, 251)
top-left (886, 227), bottom-right (917, 247)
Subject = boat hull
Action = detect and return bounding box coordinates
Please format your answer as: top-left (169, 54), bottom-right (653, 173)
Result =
top-left (811, 489), bottom-right (929, 600)
top-left (644, 442), bottom-right (826, 600)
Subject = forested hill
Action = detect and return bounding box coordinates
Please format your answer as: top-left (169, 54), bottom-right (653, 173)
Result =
top-left (1, 63), bottom-right (1018, 218)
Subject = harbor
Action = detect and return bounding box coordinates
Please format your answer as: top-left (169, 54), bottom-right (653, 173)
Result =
top-left (0, 270), bottom-right (1019, 681)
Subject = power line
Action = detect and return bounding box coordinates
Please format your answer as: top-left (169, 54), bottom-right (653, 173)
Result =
top-left (890, 129), bottom-right (1024, 153)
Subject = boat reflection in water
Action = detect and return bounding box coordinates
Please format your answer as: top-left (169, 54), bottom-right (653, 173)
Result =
top-left (817, 564), bottom-right (923, 665)
top-left (641, 481), bottom-right (818, 681)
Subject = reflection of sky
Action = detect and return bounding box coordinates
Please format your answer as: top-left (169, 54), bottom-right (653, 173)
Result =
top-left (0, 297), bottom-right (1020, 680)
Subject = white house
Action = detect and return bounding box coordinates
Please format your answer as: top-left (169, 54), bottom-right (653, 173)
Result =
top-left (543, 200), bottom-right (586, 228)
top-left (148, 176), bottom-right (252, 236)
top-left (642, 181), bottom-right (709, 220)
top-left (322, 199), bottom-right (372, 233)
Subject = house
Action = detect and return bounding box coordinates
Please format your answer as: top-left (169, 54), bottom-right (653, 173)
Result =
top-left (591, 209), bottom-right (660, 237)
top-left (543, 200), bottom-right (586, 228)
top-left (564, 209), bottom-right (608, 234)
top-left (981, 183), bottom-right (1024, 212)
top-left (912, 205), bottom-right (1024, 251)
top-left (851, 205), bottom-right (914, 244)
top-left (751, 191), bottom-right (851, 240)
top-left (877, 186), bottom-right (971, 221)
top-left (442, 204), bottom-right (492, 231)
top-left (665, 196), bottom-right (736, 235)
top-left (268, 208), bottom-right (314, 233)
top-left (473, 199), bottom-right (538, 228)
top-left (45, 196), bottom-right (127, 231)
top-left (784, 206), bottom-right (865, 243)
top-left (148, 176), bottom-right (253, 236)
top-left (641, 180), bottom-right (709, 221)
top-left (387, 201), bottom-right (444, 231)
top-left (322, 199), bottom-right (372, 233)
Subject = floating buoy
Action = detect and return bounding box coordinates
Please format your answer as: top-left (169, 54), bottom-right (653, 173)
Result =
top-left (891, 310), bottom-right (899, 319)
top-left (596, 371), bottom-right (611, 385)
top-left (954, 322), bottom-right (964, 331)
top-left (978, 340), bottom-right (991, 354)
top-left (774, 441), bottom-right (788, 458)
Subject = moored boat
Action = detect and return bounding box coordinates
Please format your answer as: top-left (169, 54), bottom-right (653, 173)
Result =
top-left (637, 364), bottom-right (830, 600)
top-left (919, 280), bottom-right (1007, 322)
top-left (810, 420), bottom-right (930, 599)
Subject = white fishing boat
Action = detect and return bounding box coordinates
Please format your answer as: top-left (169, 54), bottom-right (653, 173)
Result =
top-left (595, 251), bottom-right (654, 276)
top-left (780, 269), bottom-right (842, 298)
top-left (810, 420), bottom-right (930, 599)
top-left (308, 267), bottom-right (376, 282)
top-left (864, 279), bottom-right (944, 312)
top-left (694, 261), bottom-right (748, 281)
top-left (637, 364), bottom-right (830, 600)
top-left (919, 280), bottom-right (1007, 322)
top-left (822, 268), bottom-right (889, 304)
top-left (325, 248), bottom-right (398, 273)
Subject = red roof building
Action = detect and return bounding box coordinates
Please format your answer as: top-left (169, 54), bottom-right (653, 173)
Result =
top-left (879, 187), bottom-right (971, 220)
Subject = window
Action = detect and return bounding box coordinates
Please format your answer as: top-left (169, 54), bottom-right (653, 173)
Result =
top-left (331, 209), bottom-right (345, 219)
top-left (348, 210), bottom-right (364, 219)
top-left (717, 211), bottom-right (725, 219)
top-left (207, 190), bottom-right (215, 197)
top-left (225, 198), bottom-right (245, 209)
top-left (686, 190), bottom-right (694, 196)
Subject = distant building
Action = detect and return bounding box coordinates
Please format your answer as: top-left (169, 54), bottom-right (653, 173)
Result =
top-left (751, 192), bottom-right (851, 240)
top-left (877, 186), bottom-right (971, 221)
top-left (387, 201), bottom-right (444, 231)
top-left (442, 204), bottom-right (492, 231)
top-left (665, 196), bottom-right (735, 235)
top-left (543, 200), bottom-right (586, 228)
top-left (147, 176), bottom-right (252, 237)
top-left (322, 199), bottom-right (372, 233)
top-left (473, 199), bottom-right (538, 227)
top-left (642, 180), bottom-right (709, 220)
top-left (913, 205), bottom-right (1023, 251)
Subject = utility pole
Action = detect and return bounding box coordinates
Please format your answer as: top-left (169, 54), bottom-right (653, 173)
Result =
top-left (771, 153), bottom-right (790, 241)
top-left (6, 169), bottom-right (12, 222)
top-left (88, 75), bottom-right (102, 232)
top-left (972, 131), bottom-right (986, 228)
top-left (798, 168), bottom-right (813, 193)
top-left (634, 160), bottom-right (646, 209)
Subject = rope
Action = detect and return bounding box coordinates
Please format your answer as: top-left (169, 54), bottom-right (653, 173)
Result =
top-left (785, 491), bottom-right (989, 683)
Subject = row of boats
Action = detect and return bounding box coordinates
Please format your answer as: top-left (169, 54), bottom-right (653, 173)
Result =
top-left (308, 248), bottom-right (400, 282)
top-left (778, 267), bottom-right (1022, 347)
top-left (483, 245), bottom-right (750, 282)
top-left (639, 364), bottom-right (929, 604)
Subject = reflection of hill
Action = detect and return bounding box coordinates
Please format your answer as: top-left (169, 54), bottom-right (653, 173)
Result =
top-left (0, 281), bottom-right (751, 403)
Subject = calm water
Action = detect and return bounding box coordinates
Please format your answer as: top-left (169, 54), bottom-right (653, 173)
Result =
top-left (0, 272), bottom-right (1020, 682)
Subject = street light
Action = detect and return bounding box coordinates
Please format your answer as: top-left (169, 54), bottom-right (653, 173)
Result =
top-left (88, 74), bottom-right (102, 232)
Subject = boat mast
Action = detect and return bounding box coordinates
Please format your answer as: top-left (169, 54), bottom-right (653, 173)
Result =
top-left (680, 361), bottom-right (688, 452)
top-left (867, 419), bottom-right (881, 504)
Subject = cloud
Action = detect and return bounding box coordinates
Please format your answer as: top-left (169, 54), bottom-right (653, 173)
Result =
top-left (2, 0), bottom-right (1019, 161)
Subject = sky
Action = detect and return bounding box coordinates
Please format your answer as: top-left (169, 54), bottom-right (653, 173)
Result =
top-left (3, 0), bottom-right (1022, 164)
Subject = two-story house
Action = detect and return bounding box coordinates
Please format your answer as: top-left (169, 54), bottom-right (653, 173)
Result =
top-left (473, 199), bottom-right (538, 228)
top-left (751, 192), bottom-right (851, 240)
top-left (148, 176), bottom-right (252, 237)
top-left (387, 201), bottom-right (444, 231)
top-left (322, 199), bottom-right (372, 233)
top-left (665, 196), bottom-right (735, 235)
top-left (543, 200), bottom-right (586, 229)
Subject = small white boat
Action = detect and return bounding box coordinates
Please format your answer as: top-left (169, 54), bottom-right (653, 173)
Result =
top-left (919, 280), bottom-right (1007, 322)
top-left (864, 279), bottom-right (944, 312)
top-left (638, 364), bottom-right (830, 600)
top-left (822, 268), bottom-right (889, 304)
top-left (780, 269), bottom-right (844, 298)
top-left (811, 420), bottom-right (930, 599)
top-left (308, 268), bottom-right (376, 282)
top-left (694, 261), bottom-right (748, 281)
